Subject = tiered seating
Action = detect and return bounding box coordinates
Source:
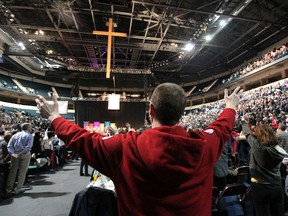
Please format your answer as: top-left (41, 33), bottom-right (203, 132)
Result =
top-left (0, 74), bottom-right (18, 90)
top-left (54, 86), bottom-right (71, 98)
top-left (16, 79), bottom-right (51, 96)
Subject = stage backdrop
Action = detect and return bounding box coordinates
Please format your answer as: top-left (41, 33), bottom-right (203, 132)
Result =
top-left (74, 101), bottom-right (147, 128)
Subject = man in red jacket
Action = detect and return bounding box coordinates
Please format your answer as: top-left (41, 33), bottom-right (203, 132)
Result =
top-left (36, 83), bottom-right (243, 216)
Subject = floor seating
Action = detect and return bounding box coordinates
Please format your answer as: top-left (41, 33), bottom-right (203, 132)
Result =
top-left (213, 183), bottom-right (248, 216)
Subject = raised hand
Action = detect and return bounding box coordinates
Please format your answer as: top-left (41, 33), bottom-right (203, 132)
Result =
top-left (224, 86), bottom-right (243, 110)
top-left (35, 94), bottom-right (60, 121)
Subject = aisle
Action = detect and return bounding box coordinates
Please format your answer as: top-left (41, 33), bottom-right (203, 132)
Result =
top-left (0, 160), bottom-right (92, 216)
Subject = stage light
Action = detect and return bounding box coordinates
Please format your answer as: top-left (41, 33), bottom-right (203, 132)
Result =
top-left (130, 94), bottom-right (140, 98)
top-left (17, 42), bottom-right (26, 50)
top-left (183, 43), bottom-right (194, 51)
top-left (205, 35), bottom-right (213, 41)
top-left (35, 29), bottom-right (47, 36)
top-left (46, 49), bottom-right (54, 55)
top-left (219, 20), bottom-right (227, 27)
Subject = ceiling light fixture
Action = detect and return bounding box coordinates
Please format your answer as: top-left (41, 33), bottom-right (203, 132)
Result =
top-left (46, 49), bottom-right (54, 55)
top-left (219, 20), bottom-right (227, 27)
top-left (183, 43), bottom-right (195, 51)
top-left (67, 66), bottom-right (151, 74)
top-left (205, 35), bottom-right (213, 41)
top-left (17, 42), bottom-right (26, 50)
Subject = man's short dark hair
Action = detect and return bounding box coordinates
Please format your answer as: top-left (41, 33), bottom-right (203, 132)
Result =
top-left (21, 123), bottom-right (31, 131)
top-left (150, 83), bottom-right (186, 126)
top-left (279, 123), bottom-right (286, 131)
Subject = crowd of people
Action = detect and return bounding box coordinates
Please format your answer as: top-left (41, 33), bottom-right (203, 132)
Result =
top-left (183, 78), bottom-right (288, 131)
top-left (33, 83), bottom-right (242, 216)
top-left (0, 105), bottom-right (142, 200)
top-left (182, 78), bottom-right (288, 215)
top-left (1, 43), bottom-right (287, 101)
top-left (0, 76), bottom-right (288, 215)
top-left (0, 121), bottom-right (69, 199)
top-left (222, 43), bottom-right (288, 84)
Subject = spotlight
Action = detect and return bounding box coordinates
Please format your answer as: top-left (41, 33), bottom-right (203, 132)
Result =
top-left (18, 42), bottom-right (26, 50)
top-left (219, 20), bottom-right (227, 27)
top-left (205, 35), bottom-right (213, 41)
top-left (184, 43), bottom-right (195, 51)
top-left (38, 29), bottom-right (45, 35)
top-left (46, 49), bottom-right (54, 55)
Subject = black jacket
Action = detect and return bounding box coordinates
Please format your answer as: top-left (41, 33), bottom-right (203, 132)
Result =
top-left (69, 187), bottom-right (118, 216)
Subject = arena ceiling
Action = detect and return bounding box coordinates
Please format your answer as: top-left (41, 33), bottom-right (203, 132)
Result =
top-left (0, 0), bottom-right (288, 93)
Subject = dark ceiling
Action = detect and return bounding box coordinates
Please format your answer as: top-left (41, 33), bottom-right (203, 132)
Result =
top-left (0, 0), bottom-right (288, 92)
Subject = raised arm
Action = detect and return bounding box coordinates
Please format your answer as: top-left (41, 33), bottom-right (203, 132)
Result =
top-left (35, 94), bottom-right (123, 177)
top-left (224, 86), bottom-right (243, 110)
top-left (240, 116), bottom-right (261, 149)
top-left (36, 94), bottom-right (61, 122)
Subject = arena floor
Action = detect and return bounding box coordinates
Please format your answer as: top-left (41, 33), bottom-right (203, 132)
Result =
top-left (0, 160), bottom-right (92, 216)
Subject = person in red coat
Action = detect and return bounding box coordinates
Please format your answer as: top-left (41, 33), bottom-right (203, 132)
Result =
top-left (271, 114), bottom-right (278, 132)
top-left (36, 83), bottom-right (243, 216)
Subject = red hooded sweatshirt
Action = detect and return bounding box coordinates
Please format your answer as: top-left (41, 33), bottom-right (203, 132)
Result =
top-left (52, 108), bottom-right (236, 216)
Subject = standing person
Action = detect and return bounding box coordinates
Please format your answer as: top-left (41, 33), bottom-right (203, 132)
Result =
top-left (41, 130), bottom-right (57, 169)
top-left (55, 135), bottom-right (66, 166)
top-left (213, 138), bottom-right (232, 190)
top-left (0, 132), bottom-right (11, 167)
top-left (41, 131), bottom-right (54, 159)
top-left (31, 130), bottom-right (43, 155)
top-left (236, 131), bottom-right (251, 166)
top-left (271, 114), bottom-right (278, 132)
top-left (80, 159), bottom-right (89, 176)
top-left (36, 83), bottom-right (243, 216)
top-left (277, 123), bottom-right (288, 152)
top-left (0, 132), bottom-right (12, 198)
top-left (241, 116), bottom-right (288, 216)
top-left (5, 123), bottom-right (33, 195)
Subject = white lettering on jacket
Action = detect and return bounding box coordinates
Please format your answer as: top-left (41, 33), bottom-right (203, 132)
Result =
top-left (204, 129), bottom-right (214, 134)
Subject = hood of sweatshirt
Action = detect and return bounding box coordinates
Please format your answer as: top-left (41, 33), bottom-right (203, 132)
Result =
top-left (136, 125), bottom-right (207, 186)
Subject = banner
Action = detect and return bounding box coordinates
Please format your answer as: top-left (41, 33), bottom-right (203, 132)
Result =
top-left (108, 94), bottom-right (120, 110)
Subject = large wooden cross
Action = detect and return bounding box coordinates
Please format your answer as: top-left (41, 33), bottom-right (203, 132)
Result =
top-left (93, 18), bottom-right (127, 78)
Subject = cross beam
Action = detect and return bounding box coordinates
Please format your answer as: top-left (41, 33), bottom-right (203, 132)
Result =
top-left (93, 18), bottom-right (127, 78)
